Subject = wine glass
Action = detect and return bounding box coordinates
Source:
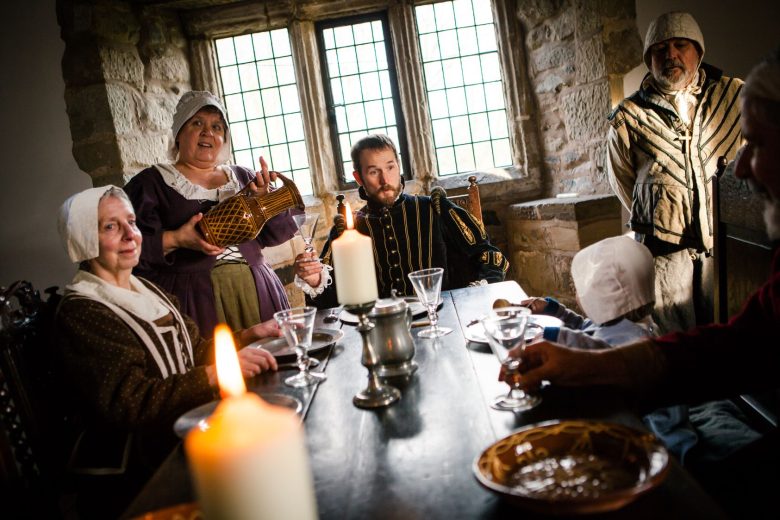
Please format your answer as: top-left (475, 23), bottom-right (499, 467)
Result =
top-left (481, 306), bottom-right (541, 412)
top-left (293, 213), bottom-right (319, 253)
top-left (273, 306), bottom-right (326, 387)
top-left (408, 267), bottom-right (451, 338)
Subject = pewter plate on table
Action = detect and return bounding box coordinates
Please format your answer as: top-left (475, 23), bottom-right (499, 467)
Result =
top-left (173, 394), bottom-right (303, 438)
top-left (465, 315), bottom-right (564, 344)
top-left (339, 297), bottom-right (443, 325)
top-left (247, 328), bottom-right (344, 362)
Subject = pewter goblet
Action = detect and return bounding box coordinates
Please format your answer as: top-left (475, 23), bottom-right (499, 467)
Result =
top-left (481, 306), bottom-right (541, 412)
top-left (408, 267), bottom-right (451, 338)
top-left (274, 306), bottom-right (326, 387)
top-left (347, 301), bottom-right (400, 409)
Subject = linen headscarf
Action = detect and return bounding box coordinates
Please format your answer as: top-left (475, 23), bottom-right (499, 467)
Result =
top-left (170, 90), bottom-right (231, 164)
top-left (58, 186), bottom-right (128, 263)
top-left (570, 236), bottom-right (655, 325)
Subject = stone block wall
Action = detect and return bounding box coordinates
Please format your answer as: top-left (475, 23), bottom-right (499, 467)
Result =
top-left (59, 0), bottom-right (190, 187)
top-left (516, 0), bottom-right (642, 197)
top-left (507, 194), bottom-right (623, 309)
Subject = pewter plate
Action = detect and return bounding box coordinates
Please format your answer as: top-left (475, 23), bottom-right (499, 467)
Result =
top-left (247, 328), bottom-right (344, 362)
top-left (173, 393), bottom-right (304, 438)
top-left (465, 315), bottom-right (564, 344)
top-left (339, 297), bottom-right (443, 325)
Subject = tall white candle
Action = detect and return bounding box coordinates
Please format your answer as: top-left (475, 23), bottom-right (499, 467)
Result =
top-left (185, 325), bottom-right (318, 520)
top-left (332, 202), bottom-right (378, 304)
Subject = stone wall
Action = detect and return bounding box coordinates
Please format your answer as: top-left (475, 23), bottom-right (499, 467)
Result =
top-left (56, 0), bottom-right (644, 307)
top-left (507, 194), bottom-right (623, 309)
top-left (59, 0), bottom-right (190, 187)
top-left (517, 0), bottom-right (642, 197)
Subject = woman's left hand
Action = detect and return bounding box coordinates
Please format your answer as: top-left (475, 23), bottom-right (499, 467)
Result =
top-left (239, 318), bottom-right (282, 345)
top-left (237, 346), bottom-right (278, 377)
top-left (247, 156), bottom-right (278, 195)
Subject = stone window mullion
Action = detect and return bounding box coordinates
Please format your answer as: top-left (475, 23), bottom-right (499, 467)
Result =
top-left (289, 19), bottom-right (338, 199)
top-left (388, 2), bottom-right (437, 190)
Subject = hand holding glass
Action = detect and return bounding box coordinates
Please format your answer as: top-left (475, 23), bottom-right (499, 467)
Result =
top-left (273, 306), bottom-right (326, 387)
top-left (481, 306), bottom-right (541, 411)
top-left (408, 267), bottom-right (451, 338)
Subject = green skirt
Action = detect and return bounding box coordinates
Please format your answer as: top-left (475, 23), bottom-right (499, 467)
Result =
top-left (210, 260), bottom-right (262, 332)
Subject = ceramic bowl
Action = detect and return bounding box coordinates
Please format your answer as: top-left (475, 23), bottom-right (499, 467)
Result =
top-left (473, 420), bottom-right (669, 515)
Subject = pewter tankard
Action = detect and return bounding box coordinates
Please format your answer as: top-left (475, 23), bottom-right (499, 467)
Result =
top-left (366, 295), bottom-right (417, 378)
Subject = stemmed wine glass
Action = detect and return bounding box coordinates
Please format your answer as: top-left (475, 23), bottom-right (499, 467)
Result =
top-left (408, 267), bottom-right (451, 338)
top-left (293, 213), bottom-right (319, 253)
top-left (273, 306), bottom-right (326, 387)
top-left (481, 306), bottom-right (541, 411)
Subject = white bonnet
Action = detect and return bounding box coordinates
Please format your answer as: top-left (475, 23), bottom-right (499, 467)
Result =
top-left (170, 90), bottom-right (231, 163)
top-left (570, 236), bottom-right (655, 325)
top-left (643, 11), bottom-right (705, 68)
top-left (57, 186), bottom-right (130, 263)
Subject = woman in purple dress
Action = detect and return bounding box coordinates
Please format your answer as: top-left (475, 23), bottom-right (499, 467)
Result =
top-left (125, 91), bottom-right (300, 337)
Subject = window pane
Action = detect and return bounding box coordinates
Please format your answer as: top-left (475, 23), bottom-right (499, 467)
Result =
top-left (247, 120), bottom-right (267, 148)
top-left (238, 63), bottom-right (259, 91)
top-left (244, 91), bottom-right (263, 119)
top-left (234, 35), bottom-right (254, 63)
top-left (416, 0), bottom-right (513, 176)
top-left (220, 66), bottom-right (240, 95)
top-left (319, 15), bottom-right (406, 182)
top-left (451, 115), bottom-right (471, 145)
top-left (416, 4), bottom-right (436, 34)
top-left (257, 60), bottom-right (277, 88)
top-left (353, 22), bottom-right (373, 44)
top-left (215, 38), bottom-right (236, 66)
top-left (252, 32), bottom-right (273, 59)
top-left (432, 119), bottom-right (452, 147)
top-left (216, 29), bottom-right (311, 195)
top-left (276, 56), bottom-right (296, 85)
top-left (261, 88), bottom-right (282, 117)
top-left (434, 2), bottom-right (456, 31)
top-left (472, 0), bottom-right (493, 25)
top-left (231, 121), bottom-right (250, 150)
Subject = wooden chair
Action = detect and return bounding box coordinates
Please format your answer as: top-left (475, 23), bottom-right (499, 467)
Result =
top-left (711, 157), bottom-right (779, 431)
top-left (0, 281), bottom-right (79, 517)
top-left (430, 175), bottom-right (484, 223)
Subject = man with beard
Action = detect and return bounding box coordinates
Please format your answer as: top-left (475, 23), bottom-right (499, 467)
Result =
top-left (294, 134), bottom-right (508, 308)
top-left (513, 50), bottom-right (780, 518)
top-left (607, 12), bottom-right (743, 334)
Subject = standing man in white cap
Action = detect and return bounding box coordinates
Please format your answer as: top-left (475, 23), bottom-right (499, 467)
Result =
top-left (607, 12), bottom-right (743, 334)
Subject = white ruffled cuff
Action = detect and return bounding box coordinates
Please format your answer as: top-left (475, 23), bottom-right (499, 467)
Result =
top-left (294, 263), bottom-right (333, 298)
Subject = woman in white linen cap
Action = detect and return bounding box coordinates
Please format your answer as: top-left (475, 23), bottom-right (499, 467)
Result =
top-left (55, 186), bottom-right (279, 506)
top-left (124, 91), bottom-right (301, 338)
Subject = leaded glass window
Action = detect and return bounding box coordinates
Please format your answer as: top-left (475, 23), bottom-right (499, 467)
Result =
top-left (415, 0), bottom-right (512, 176)
top-left (317, 14), bottom-right (410, 184)
top-left (215, 29), bottom-right (313, 196)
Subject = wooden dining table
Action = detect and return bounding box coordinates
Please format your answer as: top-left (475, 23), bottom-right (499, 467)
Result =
top-left (122, 281), bottom-right (727, 519)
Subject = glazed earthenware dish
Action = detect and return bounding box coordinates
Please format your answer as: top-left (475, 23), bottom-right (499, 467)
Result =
top-left (473, 419), bottom-right (670, 515)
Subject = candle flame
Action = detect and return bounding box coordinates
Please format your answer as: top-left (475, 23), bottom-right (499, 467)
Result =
top-left (344, 201), bottom-right (354, 229)
top-left (214, 324), bottom-right (246, 398)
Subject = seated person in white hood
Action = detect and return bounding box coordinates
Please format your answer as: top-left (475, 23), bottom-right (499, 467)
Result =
top-left (521, 236), bottom-right (759, 463)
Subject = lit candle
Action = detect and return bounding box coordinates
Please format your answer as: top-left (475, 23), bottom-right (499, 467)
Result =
top-left (331, 201), bottom-right (379, 304)
top-left (185, 325), bottom-right (317, 520)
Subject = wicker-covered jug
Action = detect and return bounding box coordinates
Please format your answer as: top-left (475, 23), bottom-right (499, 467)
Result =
top-left (198, 172), bottom-right (305, 248)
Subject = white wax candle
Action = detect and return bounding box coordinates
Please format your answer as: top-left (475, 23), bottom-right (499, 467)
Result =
top-left (185, 325), bottom-right (317, 520)
top-left (332, 203), bottom-right (378, 304)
